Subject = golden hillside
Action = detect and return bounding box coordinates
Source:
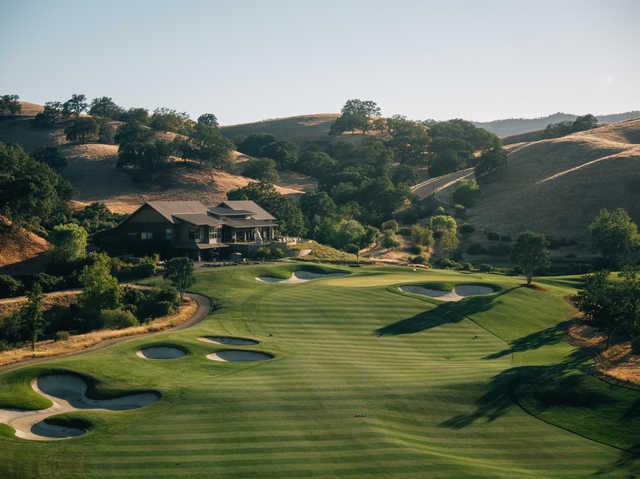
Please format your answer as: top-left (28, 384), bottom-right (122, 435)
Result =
top-left (221, 113), bottom-right (340, 144)
top-left (0, 105), bottom-right (309, 214)
top-left (0, 217), bottom-right (49, 268)
top-left (468, 119), bottom-right (640, 239)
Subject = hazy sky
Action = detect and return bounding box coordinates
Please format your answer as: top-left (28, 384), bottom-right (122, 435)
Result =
top-left (1, 0), bottom-right (638, 125)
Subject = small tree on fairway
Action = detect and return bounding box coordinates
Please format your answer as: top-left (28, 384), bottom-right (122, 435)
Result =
top-left (511, 231), bottom-right (551, 285)
top-left (163, 257), bottom-right (195, 300)
top-left (22, 283), bottom-right (45, 352)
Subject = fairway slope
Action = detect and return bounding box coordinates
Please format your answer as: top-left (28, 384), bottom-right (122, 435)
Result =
top-left (0, 265), bottom-right (637, 477)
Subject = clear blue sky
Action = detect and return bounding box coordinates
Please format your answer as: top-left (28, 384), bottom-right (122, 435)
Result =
top-left (1, 0), bottom-right (638, 125)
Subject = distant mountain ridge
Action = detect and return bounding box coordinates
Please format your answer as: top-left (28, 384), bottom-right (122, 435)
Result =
top-left (473, 111), bottom-right (640, 137)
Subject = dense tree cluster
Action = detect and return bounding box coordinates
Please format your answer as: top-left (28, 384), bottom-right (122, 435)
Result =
top-left (544, 114), bottom-right (598, 138)
top-left (0, 94), bottom-right (21, 115)
top-left (577, 268), bottom-right (640, 352)
top-left (0, 142), bottom-right (72, 229)
top-left (589, 208), bottom-right (639, 267)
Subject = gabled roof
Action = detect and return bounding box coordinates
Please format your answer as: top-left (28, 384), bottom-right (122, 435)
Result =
top-left (173, 213), bottom-right (223, 227)
top-left (145, 201), bottom-right (209, 223)
top-left (217, 200), bottom-right (276, 221)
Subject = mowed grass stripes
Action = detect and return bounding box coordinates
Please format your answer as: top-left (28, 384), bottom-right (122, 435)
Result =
top-left (0, 264), bottom-right (637, 478)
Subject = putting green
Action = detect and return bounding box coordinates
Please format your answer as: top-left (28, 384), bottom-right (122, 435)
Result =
top-left (0, 264), bottom-right (637, 478)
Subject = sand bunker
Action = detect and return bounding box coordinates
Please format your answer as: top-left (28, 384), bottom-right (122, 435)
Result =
top-left (198, 336), bottom-right (259, 346)
top-left (399, 284), bottom-right (495, 302)
top-left (256, 271), bottom-right (346, 284)
top-left (0, 374), bottom-right (159, 441)
top-left (206, 350), bottom-right (273, 362)
top-left (136, 346), bottom-right (186, 359)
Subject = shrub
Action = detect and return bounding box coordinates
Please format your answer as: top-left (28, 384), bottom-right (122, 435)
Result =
top-left (452, 179), bottom-right (480, 207)
top-left (460, 262), bottom-right (473, 271)
top-left (380, 219), bottom-right (399, 233)
top-left (55, 331), bottom-right (70, 342)
top-left (411, 225), bottom-right (434, 247)
top-left (35, 273), bottom-right (63, 292)
top-left (478, 263), bottom-right (495, 273)
top-left (435, 258), bottom-right (460, 269)
top-left (100, 308), bottom-right (138, 329)
top-left (0, 274), bottom-right (22, 298)
top-left (154, 287), bottom-right (180, 307)
top-left (380, 231), bottom-right (400, 248)
top-left (453, 204), bottom-right (466, 218)
top-left (407, 245), bottom-right (423, 255)
top-left (137, 300), bottom-right (174, 321)
top-left (410, 255), bottom-right (428, 265)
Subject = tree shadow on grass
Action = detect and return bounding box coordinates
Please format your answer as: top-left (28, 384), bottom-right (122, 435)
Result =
top-left (484, 320), bottom-right (572, 359)
top-left (375, 287), bottom-right (520, 336)
top-left (440, 348), bottom-right (601, 429)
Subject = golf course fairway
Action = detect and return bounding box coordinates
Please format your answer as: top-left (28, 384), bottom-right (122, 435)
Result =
top-left (0, 264), bottom-right (638, 478)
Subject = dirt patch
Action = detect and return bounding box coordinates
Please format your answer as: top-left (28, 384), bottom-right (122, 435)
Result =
top-left (0, 298), bottom-right (197, 368)
top-left (568, 321), bottom-right (640, 386)
top-left (0, 218), bottom-right (49, 268)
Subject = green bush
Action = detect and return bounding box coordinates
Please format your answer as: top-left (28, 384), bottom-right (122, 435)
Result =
top-left (380, 219), bottom-right (399, 233)
top-left (35, 273), bottom-right (63, 292)
top-left (0, 274), bottom-right (22, 298)
top-left (410, 255), bottom-right (428, 265)
top-left (380, 231), bottom-right (400, 248)
top-left (407, 245), bottom-right (422, 255)
top-left (452, 179), bottom-right (480, 207)
top-left (101, 309), bottom-right (138, 329)
top-left (453, 204), bottom-right (466, 218)
top-left (55, 331), bottom-right (70, 341)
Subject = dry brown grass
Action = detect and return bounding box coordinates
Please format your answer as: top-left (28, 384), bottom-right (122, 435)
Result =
top-left (467, 119), bottom-right (640, 239)
top-left (0, 298), bottom-right (197, 367)
top-left (0, 217), bottom-right (49, 268)
top-left (0, 291), bottom-right (79, 319)
top-left (568, 321), bottom-right (640, 386)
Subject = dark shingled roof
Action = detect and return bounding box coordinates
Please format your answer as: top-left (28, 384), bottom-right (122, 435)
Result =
top-left (218, 201), bottom-right (276, 221)
top-left (173, 214), bottom-right (223, 227)
top-left (146, 201), bottom-right (209, 223)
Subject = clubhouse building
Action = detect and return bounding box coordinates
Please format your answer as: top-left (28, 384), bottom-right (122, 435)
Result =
top-left (106, 200), bottom-right (279, 260)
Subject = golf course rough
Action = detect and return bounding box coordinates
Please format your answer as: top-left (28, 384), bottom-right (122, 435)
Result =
top-left (0, 263), bottom-right (638, 478)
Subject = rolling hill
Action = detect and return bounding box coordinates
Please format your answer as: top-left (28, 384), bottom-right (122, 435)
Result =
top-left (0, 105), bottom-right (310, 214)
top-left (465, 118), bottom-right (640, 239)
top-left (473, 111), bottom-right (640, 138)
top-left (221, 113), bottom-right (340, 144)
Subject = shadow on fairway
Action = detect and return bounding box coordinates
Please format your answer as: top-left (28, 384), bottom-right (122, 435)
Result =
top-left (484, 320), bottom-right (572, 359)
top-left (375, 287), bottom-right (519, 336)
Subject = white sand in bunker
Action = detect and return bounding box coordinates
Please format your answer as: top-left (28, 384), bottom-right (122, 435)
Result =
top-left (206, 350), bottom-right (274, 362)
top-left (399, 284), bottom-right (495, 302)
top-left (256, 271), bottom-right (347, 284)
top-left (136, 346), bottom-right (186, 359)
top-left (198, 336), bottom-right (259, 346)
top-left (0, 374), bottom-right (159, 441)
